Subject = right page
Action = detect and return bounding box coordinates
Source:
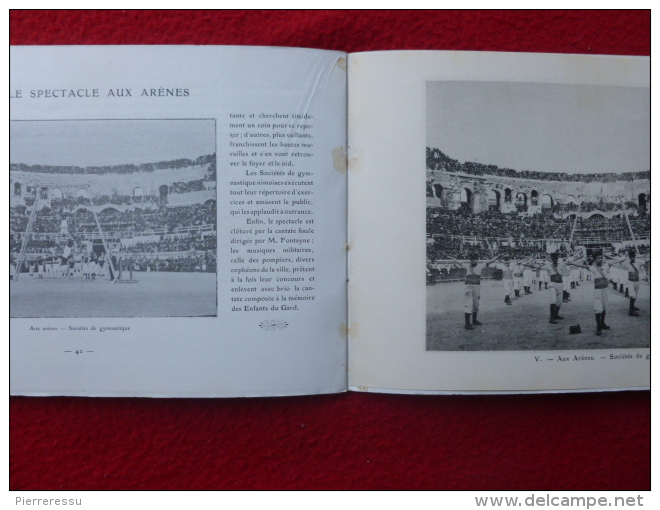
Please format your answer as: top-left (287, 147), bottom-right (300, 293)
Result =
top-left (348, 51), bottom-right (650, 393)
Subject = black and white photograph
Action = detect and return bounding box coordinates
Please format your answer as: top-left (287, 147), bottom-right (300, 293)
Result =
top-left (10, 119), bottom-right (218, 318)
top-left (425, 81), bottom-right (650, 351)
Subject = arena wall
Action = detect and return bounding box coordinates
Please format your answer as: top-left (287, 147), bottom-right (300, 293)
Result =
top-left (427, 170), bottom-right (650, 216)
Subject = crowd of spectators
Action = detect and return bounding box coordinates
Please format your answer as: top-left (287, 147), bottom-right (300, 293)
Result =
top-left (618, 243), bottom-right (650, 257)
top-left (426, 205), bottom-right (651, 263)
top-left (119, 233), bottom-right (216, 254)
top-left (427, 207), bottom-right (571, 240)
top-left (10, 207), bottom-right (29, 232)
top-left (90, 203), bottom-right (216, 234)
top-left (15, 181), bottom-right (214, 214)
top-left (11, 237), bottom-right (59, 254)
top-left (170, 179), bottom-right (207, 194)
top-left (92, 194), bottom-right (159, 207)
top-left (427, 147), bottom-right (649, 183)
top-left (576, 215), bottom-right (650, 240)
top-left (11, 202), bottom-right (217, 238)
top-left (11, 199), bottom-right (217, 277)
top-left (576, 202), bottom-right (635, 213)
top-left (131, 252), bottom-right (216, 273)
top-left (427, 237), bottom-right (548, 263)
top-left (22, 189), bottom-right (203, 213)
top-left (427, 204), bottom-right (649, 240)
top-left (11, 250), bottom-right (217, 275)
top-left (10, 153), bottom-right (215, 176)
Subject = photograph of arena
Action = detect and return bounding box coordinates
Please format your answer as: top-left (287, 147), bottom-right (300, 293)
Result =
top-left (10, 119), bottom-right (217, 318)
top-left (425, 81), bottom-right (650, 351)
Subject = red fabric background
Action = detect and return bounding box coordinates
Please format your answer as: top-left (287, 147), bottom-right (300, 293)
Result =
top-left (9, 10), bottom-right (650, 491)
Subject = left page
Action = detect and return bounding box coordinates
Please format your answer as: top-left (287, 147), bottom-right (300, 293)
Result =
top-left (9, 46), bottom-right (348, 397)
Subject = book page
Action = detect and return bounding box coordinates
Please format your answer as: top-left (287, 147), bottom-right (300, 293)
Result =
top-left (10, 46), bottom-right (347, 397)
top-left (348, 51), bottom-right (649, 393)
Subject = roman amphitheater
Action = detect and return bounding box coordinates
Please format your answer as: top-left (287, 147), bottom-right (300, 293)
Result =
top-left (426, 148), bottom-right (650, 248)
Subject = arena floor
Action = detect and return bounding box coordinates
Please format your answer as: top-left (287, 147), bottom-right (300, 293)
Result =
top-left (427, 279), bottom-right (650, 351)
top-left (10, 272), bottom-right (217, 318)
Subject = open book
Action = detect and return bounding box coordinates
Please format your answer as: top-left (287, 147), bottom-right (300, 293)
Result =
top-left (9, 46), bottom-right (650, 397)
